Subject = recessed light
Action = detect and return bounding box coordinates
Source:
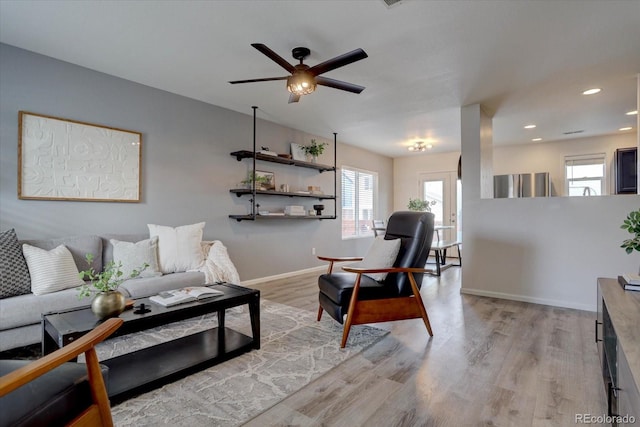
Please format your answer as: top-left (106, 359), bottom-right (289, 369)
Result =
top-left (582, 88), bottom-right (601, 95)
top-left (619, 127), bottom-right (633, 131)
top-left (626, 110), bottom-right (638, 116)
top-left (524, 124), bottom-right (536, 129)
top-left (532, 138), bottom-right (542, 142)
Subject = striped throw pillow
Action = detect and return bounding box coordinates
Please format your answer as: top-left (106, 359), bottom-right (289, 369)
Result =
top-left (22, 244), bottom-right (84, 296)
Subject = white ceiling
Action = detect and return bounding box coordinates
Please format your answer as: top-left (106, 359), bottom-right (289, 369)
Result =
top-left (0, 0), bottom-right (638, 158)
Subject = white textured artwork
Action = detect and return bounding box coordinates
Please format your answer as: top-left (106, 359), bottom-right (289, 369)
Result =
top-left (19, 112), bottom-right (141, 202)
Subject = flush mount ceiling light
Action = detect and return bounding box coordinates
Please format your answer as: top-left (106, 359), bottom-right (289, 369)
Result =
top-left (408, 142), bottom-right (431, 152)
top-left (582, 88), bottom-right (601, 95)
top-left (626, 110), bottom-right (638, 115)
top-left (524, 124), bottom-right (536, 129)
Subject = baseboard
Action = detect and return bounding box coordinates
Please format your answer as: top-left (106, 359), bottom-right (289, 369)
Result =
top-left (459, 287), bottom-right (595, 312)
top-left (241, 265), bottom-right (326, 287)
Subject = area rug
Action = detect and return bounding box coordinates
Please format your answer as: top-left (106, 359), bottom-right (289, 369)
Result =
top-left (96, 300), bottom-right (388, 426)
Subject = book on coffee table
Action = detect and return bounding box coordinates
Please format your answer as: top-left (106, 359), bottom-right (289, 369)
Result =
top-left (150, 286), bottom-right (224, 307)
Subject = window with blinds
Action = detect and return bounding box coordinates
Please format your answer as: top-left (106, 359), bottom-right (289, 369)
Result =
top-left (341, 166), bottom-right (378, 238)
top-left (565, 153), bottom-right (606, 196)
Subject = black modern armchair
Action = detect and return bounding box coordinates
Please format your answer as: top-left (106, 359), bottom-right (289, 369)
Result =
top-left (0, 318), bottom-right (123, 427)
top-left (317, 211), bottom-right (435, 347)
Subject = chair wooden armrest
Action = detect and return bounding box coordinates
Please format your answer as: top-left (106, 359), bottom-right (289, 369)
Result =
top-left (317, 255), bottom-right (363, 274)
top-left (0, 317), bottom-right (123, 427)
top-left (341, 266), bottom-right (432, 275)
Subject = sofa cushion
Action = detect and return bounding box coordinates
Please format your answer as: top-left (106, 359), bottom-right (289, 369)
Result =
top-left (0, 229), bottom-right (31, 299)
top-left (21, 235), bottom-right (102, 275)
top-left (118, 272), bottom-right (206, 299)
top-left (0, 287), bottom-right (89, 331)
top-left (100, 234), bottom-right (148, 266)
top-left (22, 244), bottom-right (85, 296)
top-left (110, 237), bottom-right (162, 278)
top-left (147, 222), bottom-right (205, 273)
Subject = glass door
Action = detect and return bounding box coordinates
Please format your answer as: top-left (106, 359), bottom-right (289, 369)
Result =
top-left (418, 171), bottom-right (459, 243)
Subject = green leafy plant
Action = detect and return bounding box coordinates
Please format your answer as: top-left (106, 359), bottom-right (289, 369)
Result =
top-left (621, 209), bottom-right (640, 254)
top-left (78, 253), bottom-right (148, 298)
top-left (300, 139), bottom-right (327, 157)
top-left (407, 198), bottom-right (437, 212)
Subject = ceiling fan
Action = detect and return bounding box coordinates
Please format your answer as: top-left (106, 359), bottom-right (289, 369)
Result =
top-left (229, 43), bottom-right (368, 103)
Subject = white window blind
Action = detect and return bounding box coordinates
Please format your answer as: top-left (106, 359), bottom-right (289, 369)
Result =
top-left (341, 166), bottom-right (377, 238)
top-left (565, 153), bottom-right (606, 196)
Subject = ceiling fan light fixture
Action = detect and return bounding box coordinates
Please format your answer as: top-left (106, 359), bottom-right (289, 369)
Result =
top-left (287, 73), bottom-right (316, 96)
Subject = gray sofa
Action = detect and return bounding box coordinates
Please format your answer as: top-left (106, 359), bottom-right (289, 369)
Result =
top-left (0, 234), bottom-right (206, 352)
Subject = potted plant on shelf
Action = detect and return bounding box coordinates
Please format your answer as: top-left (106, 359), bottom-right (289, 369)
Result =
top-left (300, 139), bottom-right (327, 163)
top-left (78, 253), bottom-right (148, 319)
top-left (407, 198), bottom-right (437, 212)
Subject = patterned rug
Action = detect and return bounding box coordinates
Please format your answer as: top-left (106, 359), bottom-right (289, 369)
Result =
top-left (97, 300), bottom-right (388, 426)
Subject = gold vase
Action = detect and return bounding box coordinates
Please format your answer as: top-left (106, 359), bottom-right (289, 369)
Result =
top-left (91, 291), bottom-right (126, 320)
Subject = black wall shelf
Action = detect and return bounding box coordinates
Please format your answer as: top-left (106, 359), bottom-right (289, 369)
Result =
top-left (229, 106), bottom-right (337, 222)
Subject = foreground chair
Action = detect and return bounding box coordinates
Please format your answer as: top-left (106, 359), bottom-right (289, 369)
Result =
top-left (318, 211), bottom-right (435, 347)
top-left (0, 317), bottom-right (123, 427)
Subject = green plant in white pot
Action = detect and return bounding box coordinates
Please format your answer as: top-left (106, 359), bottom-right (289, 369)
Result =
top-left (300, 139), bottom-right (327, 162)
top-left (407, 198), bottom-right (437, 212)
top-left (78, 253), bottom-right (147, 319)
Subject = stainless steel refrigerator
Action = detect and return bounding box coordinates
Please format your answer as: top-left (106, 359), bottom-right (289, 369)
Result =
top-left (493, 173), bottom-right (550, 198)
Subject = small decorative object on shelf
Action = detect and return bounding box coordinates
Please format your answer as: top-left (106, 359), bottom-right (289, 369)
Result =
top-left (314, 204), bottom-right (325, 216)
top-left (78, 253), bottom-right (148, 319)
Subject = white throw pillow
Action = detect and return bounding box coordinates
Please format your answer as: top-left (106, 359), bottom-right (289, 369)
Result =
top-left (348, 236), bottom-right (401, 281)
top-left (22, 244), bottom-right (84, 296)
top-left (111, 237), bottom-right (162, 278)
top-left (148, 222), bottom-right (205, 273)
top-left (201, 240), bottom-right (241, 284)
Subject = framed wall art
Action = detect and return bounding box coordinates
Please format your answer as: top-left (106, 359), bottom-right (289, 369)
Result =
top-left (255, 170), bottom-right (276, 190)
top-left (18, 111), bottom-right (142, 202)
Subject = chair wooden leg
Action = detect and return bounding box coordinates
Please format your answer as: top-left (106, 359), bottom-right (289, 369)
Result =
top-left (408, 272), bottom-right (433, 336)
top-left (341, 274), bottom-right (363, 348)
top-left (317, 305), bottom-right (323, 321)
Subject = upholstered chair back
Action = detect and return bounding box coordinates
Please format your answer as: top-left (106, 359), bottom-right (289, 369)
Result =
top-left (382, 211), bottom-right (434, 295)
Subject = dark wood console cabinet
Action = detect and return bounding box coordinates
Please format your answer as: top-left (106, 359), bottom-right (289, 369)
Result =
top-left (596, 278), bottom-right (640, 425)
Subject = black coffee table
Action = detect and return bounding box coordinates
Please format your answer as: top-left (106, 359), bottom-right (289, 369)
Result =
top-left (41, 283), bottom-right (259, 402)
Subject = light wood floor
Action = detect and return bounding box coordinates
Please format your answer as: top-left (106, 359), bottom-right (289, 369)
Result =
top-left (243, 266), bottom-right (608, 427)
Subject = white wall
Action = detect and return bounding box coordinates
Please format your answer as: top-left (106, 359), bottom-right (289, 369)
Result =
top-left (461, 104), bottom-right (640, 312)
top-left (493, 132), bottom-right (637, 197)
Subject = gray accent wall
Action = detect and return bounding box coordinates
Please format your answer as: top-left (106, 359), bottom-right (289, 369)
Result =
top-left (0, 44), bottom-right (393, 280)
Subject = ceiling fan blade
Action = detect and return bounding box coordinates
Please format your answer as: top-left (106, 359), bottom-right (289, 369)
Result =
top-left (316, 76), bottom-right (365, 94)
top-left (251, 43), bottom-right (296, 74)
top-left (229, 77), bottom-right (288, 84)
top-left (288, 93), bottom-right (301, 104)
top-left (308, 48), bottom-right (368, 76)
